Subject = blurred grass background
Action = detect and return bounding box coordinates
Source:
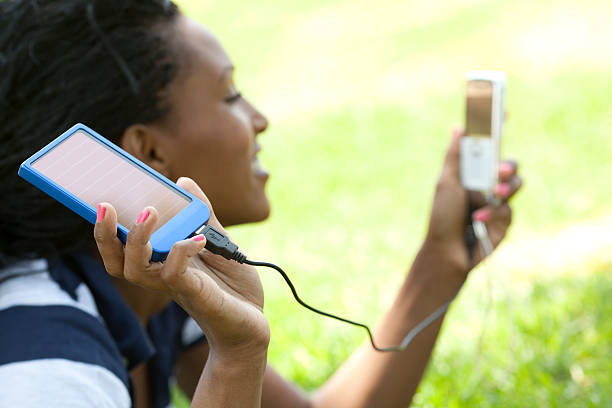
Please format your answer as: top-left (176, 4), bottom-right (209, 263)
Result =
top-left (174, 0), bottom-right (612, 405)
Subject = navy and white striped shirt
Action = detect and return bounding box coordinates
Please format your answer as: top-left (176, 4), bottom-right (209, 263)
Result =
top-left (0, 252), bottom-right (206, 407)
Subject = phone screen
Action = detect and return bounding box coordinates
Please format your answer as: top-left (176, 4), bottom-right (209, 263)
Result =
top-left (32, 130), bottom-right (190, 230)
top-left (466, 79), bottom-right (493, 137)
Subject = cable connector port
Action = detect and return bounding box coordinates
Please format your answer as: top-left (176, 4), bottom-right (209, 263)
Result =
top-left (195, 224), bottom-right (247, 263)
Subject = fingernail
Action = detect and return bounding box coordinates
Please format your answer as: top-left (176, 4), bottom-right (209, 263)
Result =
top-left (495, 183), bottom-right (511, 197)
top-left (451, 126), bottom-right (462, 140)
top-left (96, 204), bottom-right (106, 223)
top-left (499, 162), bottom-right (514, 177)
top-left (473, 209), bottom-right (490, 222)
top-left (191, 234), bottom-right (205, 242)
top-left (136, 208), bottom-right (150, 224)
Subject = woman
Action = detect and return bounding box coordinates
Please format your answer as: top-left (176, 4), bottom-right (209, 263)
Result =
top-left (0, 0), bottom-right (522, 407)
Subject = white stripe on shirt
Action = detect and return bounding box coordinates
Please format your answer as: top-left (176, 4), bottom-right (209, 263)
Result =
top-left (181, 316), bottom-right (205, 347)
top-left (0, 359), bottom-right (130, 408)
top-left (0, 270), bottom-right (99, 318)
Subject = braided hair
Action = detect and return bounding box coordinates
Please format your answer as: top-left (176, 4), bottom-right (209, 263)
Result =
top-left (0, 0), bottom-right (183, 266)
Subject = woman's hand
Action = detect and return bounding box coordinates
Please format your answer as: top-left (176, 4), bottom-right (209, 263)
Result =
top-left (424, 127), bottom-right (523, 276)
top-left (93, 177), bottom-right (269, 356)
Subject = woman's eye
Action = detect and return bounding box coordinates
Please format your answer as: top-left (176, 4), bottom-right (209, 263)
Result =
top-left (224, 92), bottom-right (242, 103)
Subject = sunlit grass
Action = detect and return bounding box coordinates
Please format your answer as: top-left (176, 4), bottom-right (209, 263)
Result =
top-left (413, 264), bottom-right (612, 407)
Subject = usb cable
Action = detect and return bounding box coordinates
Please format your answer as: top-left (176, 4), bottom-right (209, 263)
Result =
top-left (198, 223), bottom-right (491, 353)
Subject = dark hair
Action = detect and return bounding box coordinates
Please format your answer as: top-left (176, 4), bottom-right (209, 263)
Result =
top-left (0, 0), bottom-right (181, 266)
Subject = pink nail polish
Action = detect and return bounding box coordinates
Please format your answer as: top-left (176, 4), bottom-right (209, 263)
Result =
top-left (136, 208), bottom-right (150, 224)
top-left (473, 209), bottom-right (490, 222)
top-left (495, 183), bottom-right (511, 197)
top-left (96, 204), bottom-right (106, 223)
top-left (499, 162), bottom-right (513, 177)
top-left (192, 234), bottom-right (205, 242)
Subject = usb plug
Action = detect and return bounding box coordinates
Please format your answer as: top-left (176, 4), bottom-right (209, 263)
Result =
top-left (195, 224), bottom-right (247, 263)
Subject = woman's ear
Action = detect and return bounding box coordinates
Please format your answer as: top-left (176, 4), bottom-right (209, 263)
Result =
top-left (120, 124), bottom-right (172, 177)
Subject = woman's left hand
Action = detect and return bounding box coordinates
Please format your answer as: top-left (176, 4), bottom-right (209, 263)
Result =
top-left (424, 127), bottom-right (523, 276)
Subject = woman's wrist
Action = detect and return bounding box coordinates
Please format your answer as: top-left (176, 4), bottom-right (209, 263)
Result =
top-left (416, 239), bottom-right (470, 285)
top-left (196, 304), bottom-right (271, 363)
top-left (194, 345), bottom-right (268, 408)
top-left (202, 327), bottom-right (270, 386)
top-left (170, 280), bottom-right (270, 359)
top-left (207, 345), bottom-right (268, 378)
top-left (207, 327), bottom-right (271, 363)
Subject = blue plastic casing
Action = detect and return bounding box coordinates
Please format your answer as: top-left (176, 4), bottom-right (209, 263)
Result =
top-left (18, 123), bottom-right (210, 262)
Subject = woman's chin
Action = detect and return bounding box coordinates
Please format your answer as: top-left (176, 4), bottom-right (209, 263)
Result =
top-left (220, 199), bottom-right (271, 227)
top-left (247, 199), bottom-right (271, 224)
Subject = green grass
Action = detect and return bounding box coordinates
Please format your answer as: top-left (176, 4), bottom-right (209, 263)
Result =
top-left (413, 265), bottom-right (612, 407)
top-left (173, 266), bottom-right (612, 407)
top-left (172, 0), bottom-right (612, 405)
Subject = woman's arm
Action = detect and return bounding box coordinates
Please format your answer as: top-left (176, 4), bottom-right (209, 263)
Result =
top-left (174, 129), bottom-right (522, 407)
top-left (258, 245), bottom-right (465, 408)
top-left (94, 178), bottom-right (270, 408)
top-left (261, 127), bottom-right (521, 408)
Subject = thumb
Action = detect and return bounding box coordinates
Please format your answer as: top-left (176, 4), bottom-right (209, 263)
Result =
top-left (441, 126), bottom-right (464, 181)
top-left (176, 177), bottom-right (226, 232)
top-left (176, 177), bottom-right (211, 207)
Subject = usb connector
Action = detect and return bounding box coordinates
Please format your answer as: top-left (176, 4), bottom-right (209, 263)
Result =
top-left (195, 224), bottom-right (247, 263)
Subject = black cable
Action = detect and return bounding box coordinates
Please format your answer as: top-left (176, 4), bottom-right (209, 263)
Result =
top-left (244, 259), bottom-right (454, 352)
top-left (199, 224), bottom-right (456, 352)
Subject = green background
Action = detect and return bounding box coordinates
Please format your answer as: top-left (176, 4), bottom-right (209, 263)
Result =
top-left (174, 0), bottom-right (612, 405)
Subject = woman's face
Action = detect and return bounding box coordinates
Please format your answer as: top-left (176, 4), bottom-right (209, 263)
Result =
top-left (150, 16), bottom-right (270, 227)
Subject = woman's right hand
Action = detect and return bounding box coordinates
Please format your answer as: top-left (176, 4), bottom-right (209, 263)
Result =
top-left (93, 177), bottom-right (269, 357)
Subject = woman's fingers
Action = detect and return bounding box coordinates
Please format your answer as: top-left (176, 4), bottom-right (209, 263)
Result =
top-left (498, 159), bottom-right (517, 180)
top-left (471, 202), bottom-right (512, 261)
top-left (472, 202), bottom-right (512, 228)
top-left (123, 206), bottom-right (157, 282)
top-left (440, 126), bottom-right (464, 182)
top-left (176, 177), bottom-right (211, 207)
top-left (494, 160), bottom-right (522, 201)
top-left (470, 203), bottom-right (510, 265)
top-left (93, 203), bottom-right (125, 278)
top-left (489, 203), bottom-right (512, 244)
top-left (494, 176), bottom-right (523, 201)
top-left (176, 177), bottom-right (227, 233)
top-left (161, 235), bottom-right (209, 297)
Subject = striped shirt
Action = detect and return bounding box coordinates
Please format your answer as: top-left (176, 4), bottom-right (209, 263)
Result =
top-left (0, 252), bottom-right (206, 408)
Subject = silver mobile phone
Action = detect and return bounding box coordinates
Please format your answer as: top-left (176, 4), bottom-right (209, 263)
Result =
top-left (460, 70), bottom-right (506, 195)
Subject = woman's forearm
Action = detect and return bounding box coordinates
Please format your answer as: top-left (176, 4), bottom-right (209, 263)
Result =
top-left (310, 243), bottom-right (466, 408)
top-left (192, 347), bottom-right (268, 408)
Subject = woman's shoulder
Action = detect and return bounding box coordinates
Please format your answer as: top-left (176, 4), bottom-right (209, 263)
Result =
top-left (0, 258), bottom-right (99, 317)
top-left (0, 259), bottom-right (131, 407)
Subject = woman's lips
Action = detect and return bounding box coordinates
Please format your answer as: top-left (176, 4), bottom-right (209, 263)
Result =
top-left (251, 154), bottom-right (269, 179)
